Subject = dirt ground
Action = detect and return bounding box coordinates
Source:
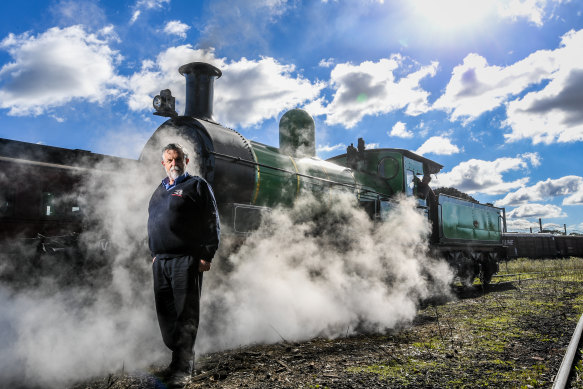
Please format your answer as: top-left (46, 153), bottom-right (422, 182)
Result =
top-left (74, 277), bottom-right (583, 389)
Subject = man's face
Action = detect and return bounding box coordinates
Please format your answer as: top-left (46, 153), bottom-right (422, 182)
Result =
top-left (162, 149), bottom-right (188, 181)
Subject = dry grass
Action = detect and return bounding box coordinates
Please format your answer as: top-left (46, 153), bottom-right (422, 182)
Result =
top-left (497, 257), bottom-right (583, 283)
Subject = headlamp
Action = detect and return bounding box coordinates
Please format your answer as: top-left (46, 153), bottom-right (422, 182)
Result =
top-left (153, 89), bottom-right (177, 117)
top-left (153, 95), bottom-right (162, 110)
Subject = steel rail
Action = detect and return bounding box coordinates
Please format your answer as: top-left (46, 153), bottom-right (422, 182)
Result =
top-left (492, 270), bottom-right (574, 279)
top-left (492, 272), bottom-right (547, 278)
top-left (490, 270), bottom-right (570, 286)
top-left (552, 312), bottom-right (583, 389)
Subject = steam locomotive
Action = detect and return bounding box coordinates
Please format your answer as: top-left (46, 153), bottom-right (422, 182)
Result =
top-left (4, 62), bottom-right (580, 285)
top-left (139, 62), bottom-right (506, 285)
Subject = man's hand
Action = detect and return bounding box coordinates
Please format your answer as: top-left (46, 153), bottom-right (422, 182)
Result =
top-left (199, 259), bottom-right (211, 272)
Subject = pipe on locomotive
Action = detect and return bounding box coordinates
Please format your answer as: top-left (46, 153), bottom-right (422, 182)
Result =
top-left (178, 62), bottom-right (222, 122)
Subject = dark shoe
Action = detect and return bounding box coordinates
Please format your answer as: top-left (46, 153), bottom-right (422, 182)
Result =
top-left (154, 359), bottom-right (181, 379)
top-left (166, 370), bottom-right (191, 388)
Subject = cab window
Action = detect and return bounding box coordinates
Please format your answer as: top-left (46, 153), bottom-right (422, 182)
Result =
top-left (405, 170), bottom-right (417, 196)
top-left (377, 157), bottom-right (399, 179)
top-left (41, 192), bottom-right (82, 217)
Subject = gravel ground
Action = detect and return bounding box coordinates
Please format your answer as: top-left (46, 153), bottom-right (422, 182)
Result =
top-left (74, 277), bottom-right (583, 389)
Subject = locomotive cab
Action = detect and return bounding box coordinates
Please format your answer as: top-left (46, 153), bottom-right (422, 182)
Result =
top-left (326, 142), bottom-right (442, 220)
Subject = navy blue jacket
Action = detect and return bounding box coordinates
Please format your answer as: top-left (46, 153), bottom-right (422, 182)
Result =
top-left (148, 175), bottom-right (220, 261)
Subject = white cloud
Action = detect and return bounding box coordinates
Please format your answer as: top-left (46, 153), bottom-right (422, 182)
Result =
top-left (494, 175), bottom-right (583, 206)
top-left (323, 57), bottom-right (438, 128)
top-left (434, 28), bottom-right (583, 144)
top-left (317, 143), bottom-right (346, 153)
top-left (543, 222), bottom-right (565, 231)
top-left (507, 203), bottom-right (566, 218)
top-left (497, 0), bottom-right (547, 26)
top-left (130, 0), bottom-right (170, 23)
top-left (564, 189), bottom-right (583, 206)
top-left (432, 156), bottom-right (531, 195)
top-left (415, 136), bottom-right (460, 156)
top-left (504, 29), bottom-right (583, 144)
top-left (0, 26), bottom-right (124, 116)
top-left (319, 58), bottom-right (335, 68)
top-left (520, 152), bottom-right (541, 167)
top-left (217, 57), bottom-right (324, 128)
top-left (50, 114), bottom-right (65, 123)
top-left (126, 46), bottom-right (325, 128)
top-left (163, 21), bottom-right (190, 39)
top-left (302, 96), bottom-right (329, 117)
top-left (130, 10), bottom-right (141, 24)
top-left (505, 217), bottom-right (540, 232)
top-left (433, 51), bottom-right (555, 122)
top-left (507, 218), bottom-right (565, 233)
top-left (389, 121), bottom-right (413, 138)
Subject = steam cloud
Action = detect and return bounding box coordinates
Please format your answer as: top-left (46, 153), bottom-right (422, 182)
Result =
top-left (0, 155), bottom-right (452, 388)
top-left (199, 193), bottom-right (453, 352)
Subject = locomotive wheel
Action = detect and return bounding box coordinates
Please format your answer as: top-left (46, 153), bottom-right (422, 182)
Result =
top-left (480, 261), bottom-right (498, 285)
top-left (459, 261), bottom-right (476, 287)
top-left (478, 264), bottom-right (493, 286)
top-left (449, 251), bottom-right (477, 287)
top-left (478, 256), bottom-right (498, 286)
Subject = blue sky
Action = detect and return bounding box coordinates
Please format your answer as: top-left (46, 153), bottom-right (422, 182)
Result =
top-left (0, 0), bottom-right (582, 233)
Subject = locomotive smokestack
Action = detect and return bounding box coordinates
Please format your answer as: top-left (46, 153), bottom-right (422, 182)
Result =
top-left (179, 62), bottom-right (222, 121)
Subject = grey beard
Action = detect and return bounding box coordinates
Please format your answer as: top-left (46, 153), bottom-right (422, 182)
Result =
top-left (168, 167), bottom-right (183, 180)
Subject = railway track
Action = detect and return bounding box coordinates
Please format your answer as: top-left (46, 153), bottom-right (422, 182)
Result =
top-left (492, 269), bottom-right (581, 284)
top-left (481, 271), bottom-right (583, 388)
top-left (553, 312), bottom-right (583, 388)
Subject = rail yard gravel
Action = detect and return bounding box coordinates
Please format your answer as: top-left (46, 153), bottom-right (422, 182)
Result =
top-left (74, 269), bottom-right (583, 389)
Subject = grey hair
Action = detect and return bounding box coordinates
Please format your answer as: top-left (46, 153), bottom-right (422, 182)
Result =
top-left (162, 143), bottom-right (189, 160)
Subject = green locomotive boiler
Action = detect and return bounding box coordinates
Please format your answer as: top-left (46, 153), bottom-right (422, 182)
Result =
top-left (141, 62), bottom-right (505, 285)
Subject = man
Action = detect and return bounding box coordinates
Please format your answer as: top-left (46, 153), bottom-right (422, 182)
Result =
top-left (414, 172), bottom-right (439, 243)
top-left (416, 173), bottom-right (435, 202)
top-left (147, 143), bottom-right (220, 387)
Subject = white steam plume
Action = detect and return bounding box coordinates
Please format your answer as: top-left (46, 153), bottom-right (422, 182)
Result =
top-left (198, 192), bottom-right (453, 352)
top-left (0, 149), bottom-right (452, 387)
top-left (0, 156), bottom-right (165, 387)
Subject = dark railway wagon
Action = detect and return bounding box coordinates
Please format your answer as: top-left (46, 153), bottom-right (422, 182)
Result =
top-left (503, 233), bottom-right (583, 259)
top-left (0, 138), bottom-right (130, 240)
top-left (503, 233), bottom-right (558, 259)
top-left (554, 235), bottom-right (583, 257)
